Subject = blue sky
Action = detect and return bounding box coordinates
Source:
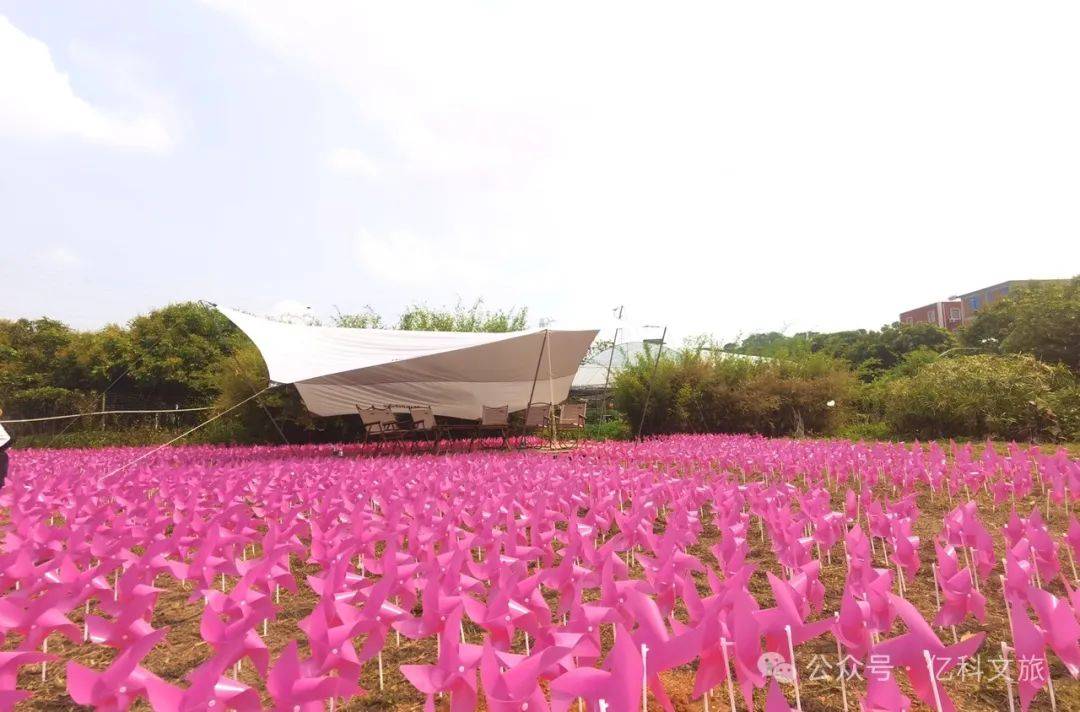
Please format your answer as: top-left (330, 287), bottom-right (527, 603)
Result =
top-left (2, 2), bottom-right (1078, 344)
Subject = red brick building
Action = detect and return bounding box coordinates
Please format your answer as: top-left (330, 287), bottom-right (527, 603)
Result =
top-left (899, 301), bottom-right (963, 331)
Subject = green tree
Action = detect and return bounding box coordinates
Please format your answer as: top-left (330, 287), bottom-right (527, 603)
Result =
top-left (123, 302), bottom-right (241, 406)
top-left (331, 306), bottom-right (384, 329)
top-left (397, 299), bottom-right (528, 332)
top-left (613, 347), bottom-right (855, 437)
top-left (881, 353), bottom-right (1077, 440)
top-left (725, 331), bottom-right (814, 357)
top-left (961, 277), bottom-right (1080, 372)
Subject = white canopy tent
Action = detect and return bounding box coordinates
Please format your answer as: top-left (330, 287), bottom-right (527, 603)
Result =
top-left (218, 307), bottom-right (598, 420)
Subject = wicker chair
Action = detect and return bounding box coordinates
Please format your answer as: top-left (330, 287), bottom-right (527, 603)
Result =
top-left (478, 405), bottom-right (510, 449)
top-left (558, 402), bottom-right (587, 431)
top-left (357, 406), bottom-right (406, 449)
top-left (517, 402), bottom-right (550, 446)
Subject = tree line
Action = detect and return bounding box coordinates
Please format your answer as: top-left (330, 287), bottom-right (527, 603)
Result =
top-left (3, 278), bottom-right (1078, 446)
top-left (616, 276), bottom-right (1080, 442)
top-left (0, 300), bottom-right (527, 447)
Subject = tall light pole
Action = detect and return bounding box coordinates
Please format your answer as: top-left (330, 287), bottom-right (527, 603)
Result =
top-left (636, 325), bottom-right (667, 440)
top-left (599, 305), bottom-right (623, 423)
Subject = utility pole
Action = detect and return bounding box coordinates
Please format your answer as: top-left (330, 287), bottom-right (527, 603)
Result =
top-left (599, 305), bottom-right (623, 422)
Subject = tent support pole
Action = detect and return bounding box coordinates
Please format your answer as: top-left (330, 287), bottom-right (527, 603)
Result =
top-left (229, 351), bottom-right (290, 445)
top-left (523, 330), bottom-right (548, 447)
top-left (546, 330), bottom-right (558, 448)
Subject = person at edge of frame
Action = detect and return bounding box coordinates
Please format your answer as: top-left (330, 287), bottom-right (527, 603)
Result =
top-left (0, 407), bottom-right (11, 489)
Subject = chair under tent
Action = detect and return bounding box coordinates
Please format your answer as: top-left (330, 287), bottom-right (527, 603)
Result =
top-left (216, 306), bottom-right (598, 453)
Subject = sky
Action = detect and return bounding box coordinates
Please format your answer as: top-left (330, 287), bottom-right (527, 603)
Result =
top-left (1, 2), bottom-right (1078, 345)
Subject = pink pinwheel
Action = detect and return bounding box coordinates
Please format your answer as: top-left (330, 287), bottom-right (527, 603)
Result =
top-left (1005, 540), bottom-right (1036, 598)
top-left (0, 585), bottom-right (80, 649)
top-left (67, 626), bottom-right (183, 711)
top-left (710, 529), bottom-right (750, 579)
top-left (835, 586), bottom-right (872, 660)
top-left (561, 603), bottom-right (619, 665)
top-left (297, 599), bottom-right (366, 684)
top-left (480, 640), bottom-right (571, 712)
top-left (178, 655), bottom-right (262, 712)
top-left (348, 564), bottom-right (410, 666)
top-left (765, 677), bottom-right (797, 712)
top-left (1026, 585), bottom-right (1080, 677)
top-left (462, 578), bottom-right (534, 651)
top-left (934, 538), bottom-right (960, 581)
top-left (844, 525), bottom-right (879, 597)
top-left (1004, 510), bottom-right (1026, 548)
top-left (889, 520), bottom-right (921, 580)
top-left (401, 609), bottom-right (483, 712)
top-left (788, 561), bottom-right (825, 616)
top-left (540, 540), bottom-right (593, 614)
top-left (933, 566), bottom-right (986, 627)
top-left (871, 594), bottom-right (985, 712)
top-left (1066, 516), bottom-right (1080, 565)
top-left (755, 572), bottom-right (833, 655)
top-left (624, 588), bottom-right (704, 711)
top-left (395, 560), bottom-right (462, 641)
top-left (943, 502), bottom-right (995, 581)
top-left (1024, 509), bottom-right (1062, 582)
top-left (725, 589), bottom-right (767, 709)
top-left (199, 589), bottom-right (272, 677)
top-left (0, 651), bottom-right (54, 710)
top-left (636, 546), bottom-right (704, 617)
top-left (85, 600), bottom-right (158, 650)
top-left (549, 623), bottom-right (643, 712)
top-left (266, 640), bottom-right (357, 712)
top-left (863, 570), bottom-right (897, 635)
top-left (1006, 594), bottom-right (1050, 712)
top-left (862, 672), bottom-right (911, 712)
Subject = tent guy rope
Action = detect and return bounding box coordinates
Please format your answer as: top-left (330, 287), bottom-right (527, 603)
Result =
top-left (100, 386), bottom-right (276, 480)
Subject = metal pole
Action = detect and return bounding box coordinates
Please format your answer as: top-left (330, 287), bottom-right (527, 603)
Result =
top-left (636, 326), bottom-right (666, 440)
top-left (546, 330), bottom-right (558, 448)
top-left (598, 305), bottom-right (623, 423)
top-left (522, 330), bottom-right (548, 445)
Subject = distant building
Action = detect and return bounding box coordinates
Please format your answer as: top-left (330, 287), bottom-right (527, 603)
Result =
top-left (899, 301), bottom-right (963, 331)
top-left (953, 279), bottom-right (1067, 326)
top-left (899, 279), bottom-right (1069, 330)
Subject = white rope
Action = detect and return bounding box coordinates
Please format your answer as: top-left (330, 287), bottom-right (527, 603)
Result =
top-left (1, 406), bottom-right (211, 424)
top-left (101, 386), bottom-right (274, 480)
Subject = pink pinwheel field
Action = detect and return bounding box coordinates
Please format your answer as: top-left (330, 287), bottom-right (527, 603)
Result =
top-left (2, 436), bottom-right (1080, 711)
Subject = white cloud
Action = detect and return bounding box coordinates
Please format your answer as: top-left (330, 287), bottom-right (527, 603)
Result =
top-left (325, 147), bottom-right (379, 178)
top-left (0, 15), bottom-right (173, 152)
top-left (205, 1), bottom-right (1080, 340)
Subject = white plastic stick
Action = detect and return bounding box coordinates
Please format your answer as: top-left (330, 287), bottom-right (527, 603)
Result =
top-left (720, 638), bottom-right (737, 712)
top-left (642, 643), bottom-right (649, 711)
top-left (923, 650), bottom-right (944, 712)
top-left (785, 625), bottom-right (802, 712)
top-left (1000, 642), bottom-right (1016, 712)
top-left (834, 615), bottom-right (848, 712)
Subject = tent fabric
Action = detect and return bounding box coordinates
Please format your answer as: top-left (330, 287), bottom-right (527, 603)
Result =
top-left (218, 307), bottom-right (598, 419)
